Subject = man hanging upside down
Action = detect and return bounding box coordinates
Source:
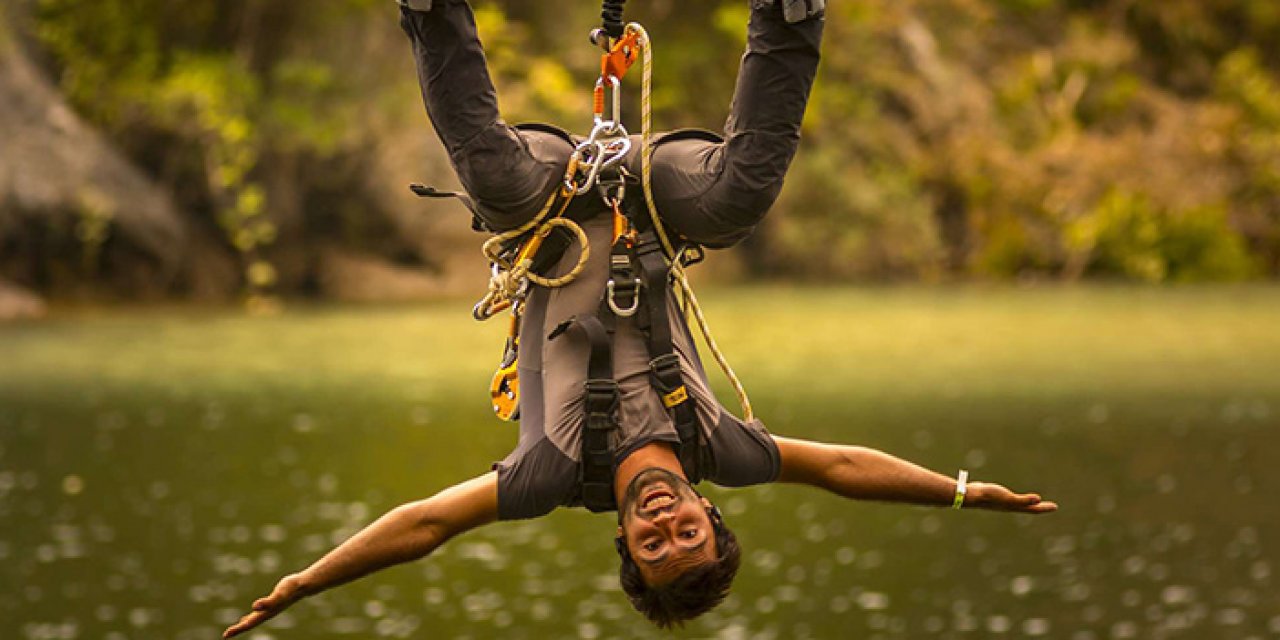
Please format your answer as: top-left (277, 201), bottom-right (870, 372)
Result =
top-left (223, 0), bottom-right (1057, 635)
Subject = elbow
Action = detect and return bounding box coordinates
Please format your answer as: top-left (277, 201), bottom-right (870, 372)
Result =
top-left (824, 446), bottom-right (871, 496)
top-left (391, 501), bottom-right (452, 551)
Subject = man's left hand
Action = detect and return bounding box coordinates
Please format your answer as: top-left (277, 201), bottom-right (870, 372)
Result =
top-left (967, 482), bottom-right (1058, 514)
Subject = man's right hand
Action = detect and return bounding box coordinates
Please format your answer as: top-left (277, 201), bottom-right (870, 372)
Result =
top-left (223, 573), bottom-right (309, 638)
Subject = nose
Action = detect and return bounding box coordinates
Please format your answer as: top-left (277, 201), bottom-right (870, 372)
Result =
top-left (651, 510), bottom-right (675, 526)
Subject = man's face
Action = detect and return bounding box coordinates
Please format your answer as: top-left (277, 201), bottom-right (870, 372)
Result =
top-left (617, 468), bottom-right (719, 586)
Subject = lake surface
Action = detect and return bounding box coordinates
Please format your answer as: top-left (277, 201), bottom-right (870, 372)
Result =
top-left (2, 287), bottom-right (1278, 639)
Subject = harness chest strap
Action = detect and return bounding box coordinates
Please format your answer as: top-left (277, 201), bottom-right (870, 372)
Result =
top-left (632, 230), bottom-right (702, 471)
top-left (549, 312), bottom-right (620, 513)
top-left (546, 220), bottom-right (704, 512)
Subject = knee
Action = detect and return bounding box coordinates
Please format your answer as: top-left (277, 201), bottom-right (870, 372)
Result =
top-left (452, 127), bottom-right (571, 231)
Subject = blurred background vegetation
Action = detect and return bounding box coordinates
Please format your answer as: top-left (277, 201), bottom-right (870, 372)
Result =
top-left (1, 0), bottom-right (1278, 315)
top-left (3, 3), bottom-right (1279, 636)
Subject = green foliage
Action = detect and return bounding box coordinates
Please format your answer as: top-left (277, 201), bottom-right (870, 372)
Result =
top-left (774, 147), bottom-right (941, 279)
top-left (25, 0), bottom-right (1280, 291)
top-left (73, 191), bottom-right (114, 275)
top-left (150, 53), bottom-right (276, 299)
top-left (1066, 190), bottom-right (1256, 282)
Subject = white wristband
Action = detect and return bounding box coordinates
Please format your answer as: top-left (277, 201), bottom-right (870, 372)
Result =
top-left (952, 469), bottom-right (969, 510)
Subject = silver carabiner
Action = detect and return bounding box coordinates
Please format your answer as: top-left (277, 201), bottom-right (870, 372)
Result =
top-left (568, 139), bottom-right (608, 195)
top-left (600, 135), bottom-right (632, 170)
top-left (593, 76), bottom-right (624, 134)
top-left (585, 119), bottom-right (615, 146)
top-left (606, 278), bottom-right (643, 317)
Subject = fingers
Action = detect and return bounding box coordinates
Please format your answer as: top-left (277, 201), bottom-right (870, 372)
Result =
top-left (1026, 500), bottom-right (1058, 513)
top-left (223, 610), bottom-right (269, 638)
top-left (1011, 492), bottom-right (1057, 514)
top-left (975, 484), bottom-right (1058, 513)
top-left (223, 574), bottom-right (306, 638)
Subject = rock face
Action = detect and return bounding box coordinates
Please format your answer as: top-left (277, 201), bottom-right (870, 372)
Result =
top-left (0, 2), bottom-right (194, 303)
top-left (0, 278), bottom-right (45, 319)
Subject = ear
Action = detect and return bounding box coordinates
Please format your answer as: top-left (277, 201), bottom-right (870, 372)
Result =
top-left (700, 496), bottom-right (714, 510)
top-left (616, 525), bottom-right (624, 537)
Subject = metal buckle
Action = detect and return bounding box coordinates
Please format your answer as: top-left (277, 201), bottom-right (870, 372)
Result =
top-left (606, 278), bottom-right (642, 317)
top-left (649, 353), bottom-right (682, 384)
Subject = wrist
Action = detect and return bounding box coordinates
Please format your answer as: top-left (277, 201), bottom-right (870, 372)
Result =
top-left (951, 469), bottom-right (969, 509)
top-left (963, 482), bottom-right (990, 509)
top-left (287, 572), bottom-right (318, 598)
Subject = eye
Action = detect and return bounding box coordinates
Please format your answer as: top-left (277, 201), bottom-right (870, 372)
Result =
top-left (643, 540), bottom-right (661, 552)
top-left (680, 529), bottom-right (698, 540)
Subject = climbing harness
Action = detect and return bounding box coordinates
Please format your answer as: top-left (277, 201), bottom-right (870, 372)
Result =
top-left (413, 0), bottom-right (755, 511)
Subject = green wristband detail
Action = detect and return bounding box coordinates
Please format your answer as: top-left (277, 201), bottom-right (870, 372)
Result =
top-left (952, 469), bottom-right (969, 510)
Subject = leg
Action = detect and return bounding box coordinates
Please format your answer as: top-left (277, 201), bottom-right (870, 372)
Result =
top-left (400, 1), bottom-right (571, 231)
top-left (646, 1), bottom-right (824, 248)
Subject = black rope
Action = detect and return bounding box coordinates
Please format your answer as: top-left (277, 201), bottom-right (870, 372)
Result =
top-left (601, 0), bottom-right (626, 39)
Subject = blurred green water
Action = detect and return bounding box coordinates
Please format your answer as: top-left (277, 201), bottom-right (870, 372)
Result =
top-left (1, 286), bottom-right (1278, 639)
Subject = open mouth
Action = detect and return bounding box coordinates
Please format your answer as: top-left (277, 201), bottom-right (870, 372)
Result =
top-left (641, 487), bottom-right (677, 511)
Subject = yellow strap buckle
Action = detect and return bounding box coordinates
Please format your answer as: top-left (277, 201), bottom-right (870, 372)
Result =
top-left (662, 385), bottom-right (688, 408)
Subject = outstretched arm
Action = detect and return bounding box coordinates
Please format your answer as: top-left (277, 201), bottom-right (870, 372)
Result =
top-left (223, 472), bottom-right (499, 638)
top-left (773, 436), bottom-right (1057, 513)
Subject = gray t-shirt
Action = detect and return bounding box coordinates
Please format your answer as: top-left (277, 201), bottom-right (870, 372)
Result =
top-left (493, 214), bottom-right (781, 520)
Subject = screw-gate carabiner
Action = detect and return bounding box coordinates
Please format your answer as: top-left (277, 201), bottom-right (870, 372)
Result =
top-left (593, 75), bottom-right (624, 134)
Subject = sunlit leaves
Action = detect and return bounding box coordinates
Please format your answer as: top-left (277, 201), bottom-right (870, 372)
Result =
top-left (1065, 190), bottom-right (1257, 282)
top-left (25, 0), bottom-right (1280, 286)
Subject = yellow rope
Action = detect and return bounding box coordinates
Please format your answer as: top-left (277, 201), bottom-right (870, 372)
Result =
top-left (525, 217), bottom-right (591, 288)
top-left (481, 180), bottom-right (574, 267)
top-left (474, 184), bottom-right (586, 320)
top-left (474, 24), bottom-right (755, 423)
top-left (630, 23), bottom-right (755, 422)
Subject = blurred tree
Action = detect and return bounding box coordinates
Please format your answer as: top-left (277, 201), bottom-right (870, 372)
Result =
top-left (0, 0), bottom-right (230, 306)
top-left (3, 0), bottom-right (1277, 302)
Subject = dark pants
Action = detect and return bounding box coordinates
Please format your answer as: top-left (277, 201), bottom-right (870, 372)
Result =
top-left (400, 0), bottom-right (823, 248)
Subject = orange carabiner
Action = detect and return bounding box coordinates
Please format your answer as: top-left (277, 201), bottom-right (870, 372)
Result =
top-left (611, 201), bottom-right (629, 246)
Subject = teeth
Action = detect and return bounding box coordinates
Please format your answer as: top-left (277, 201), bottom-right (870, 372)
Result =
top-left (644, 493), bottom-right (675, 509)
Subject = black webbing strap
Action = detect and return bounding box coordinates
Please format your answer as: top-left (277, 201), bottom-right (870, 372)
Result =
top-left (601, 0), bottom-right (627, 39)
top-left (549, 314), bottom-right (619, 512)
top-left (632, 231), bottom-right (701, 472)
top-left (409, 183), bottom-right (487, 233)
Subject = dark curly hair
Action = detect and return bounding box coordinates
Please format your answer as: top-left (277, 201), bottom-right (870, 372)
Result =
top-left (616, 511), bottom-right (741, 629)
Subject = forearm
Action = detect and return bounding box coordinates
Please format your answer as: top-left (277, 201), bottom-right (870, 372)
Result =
top-left (293, 502), bottom-right (441, 595)
top-left (774, 436), bottom-right (1057, 514)
top-left (775, 437), bottom-right (955, 506)
top-left (224, 474), bottom-right (497, 638)
top-left (295, 473), bottom-right (497, 596)
top-left (822, 446), bottom-right (955, 505)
